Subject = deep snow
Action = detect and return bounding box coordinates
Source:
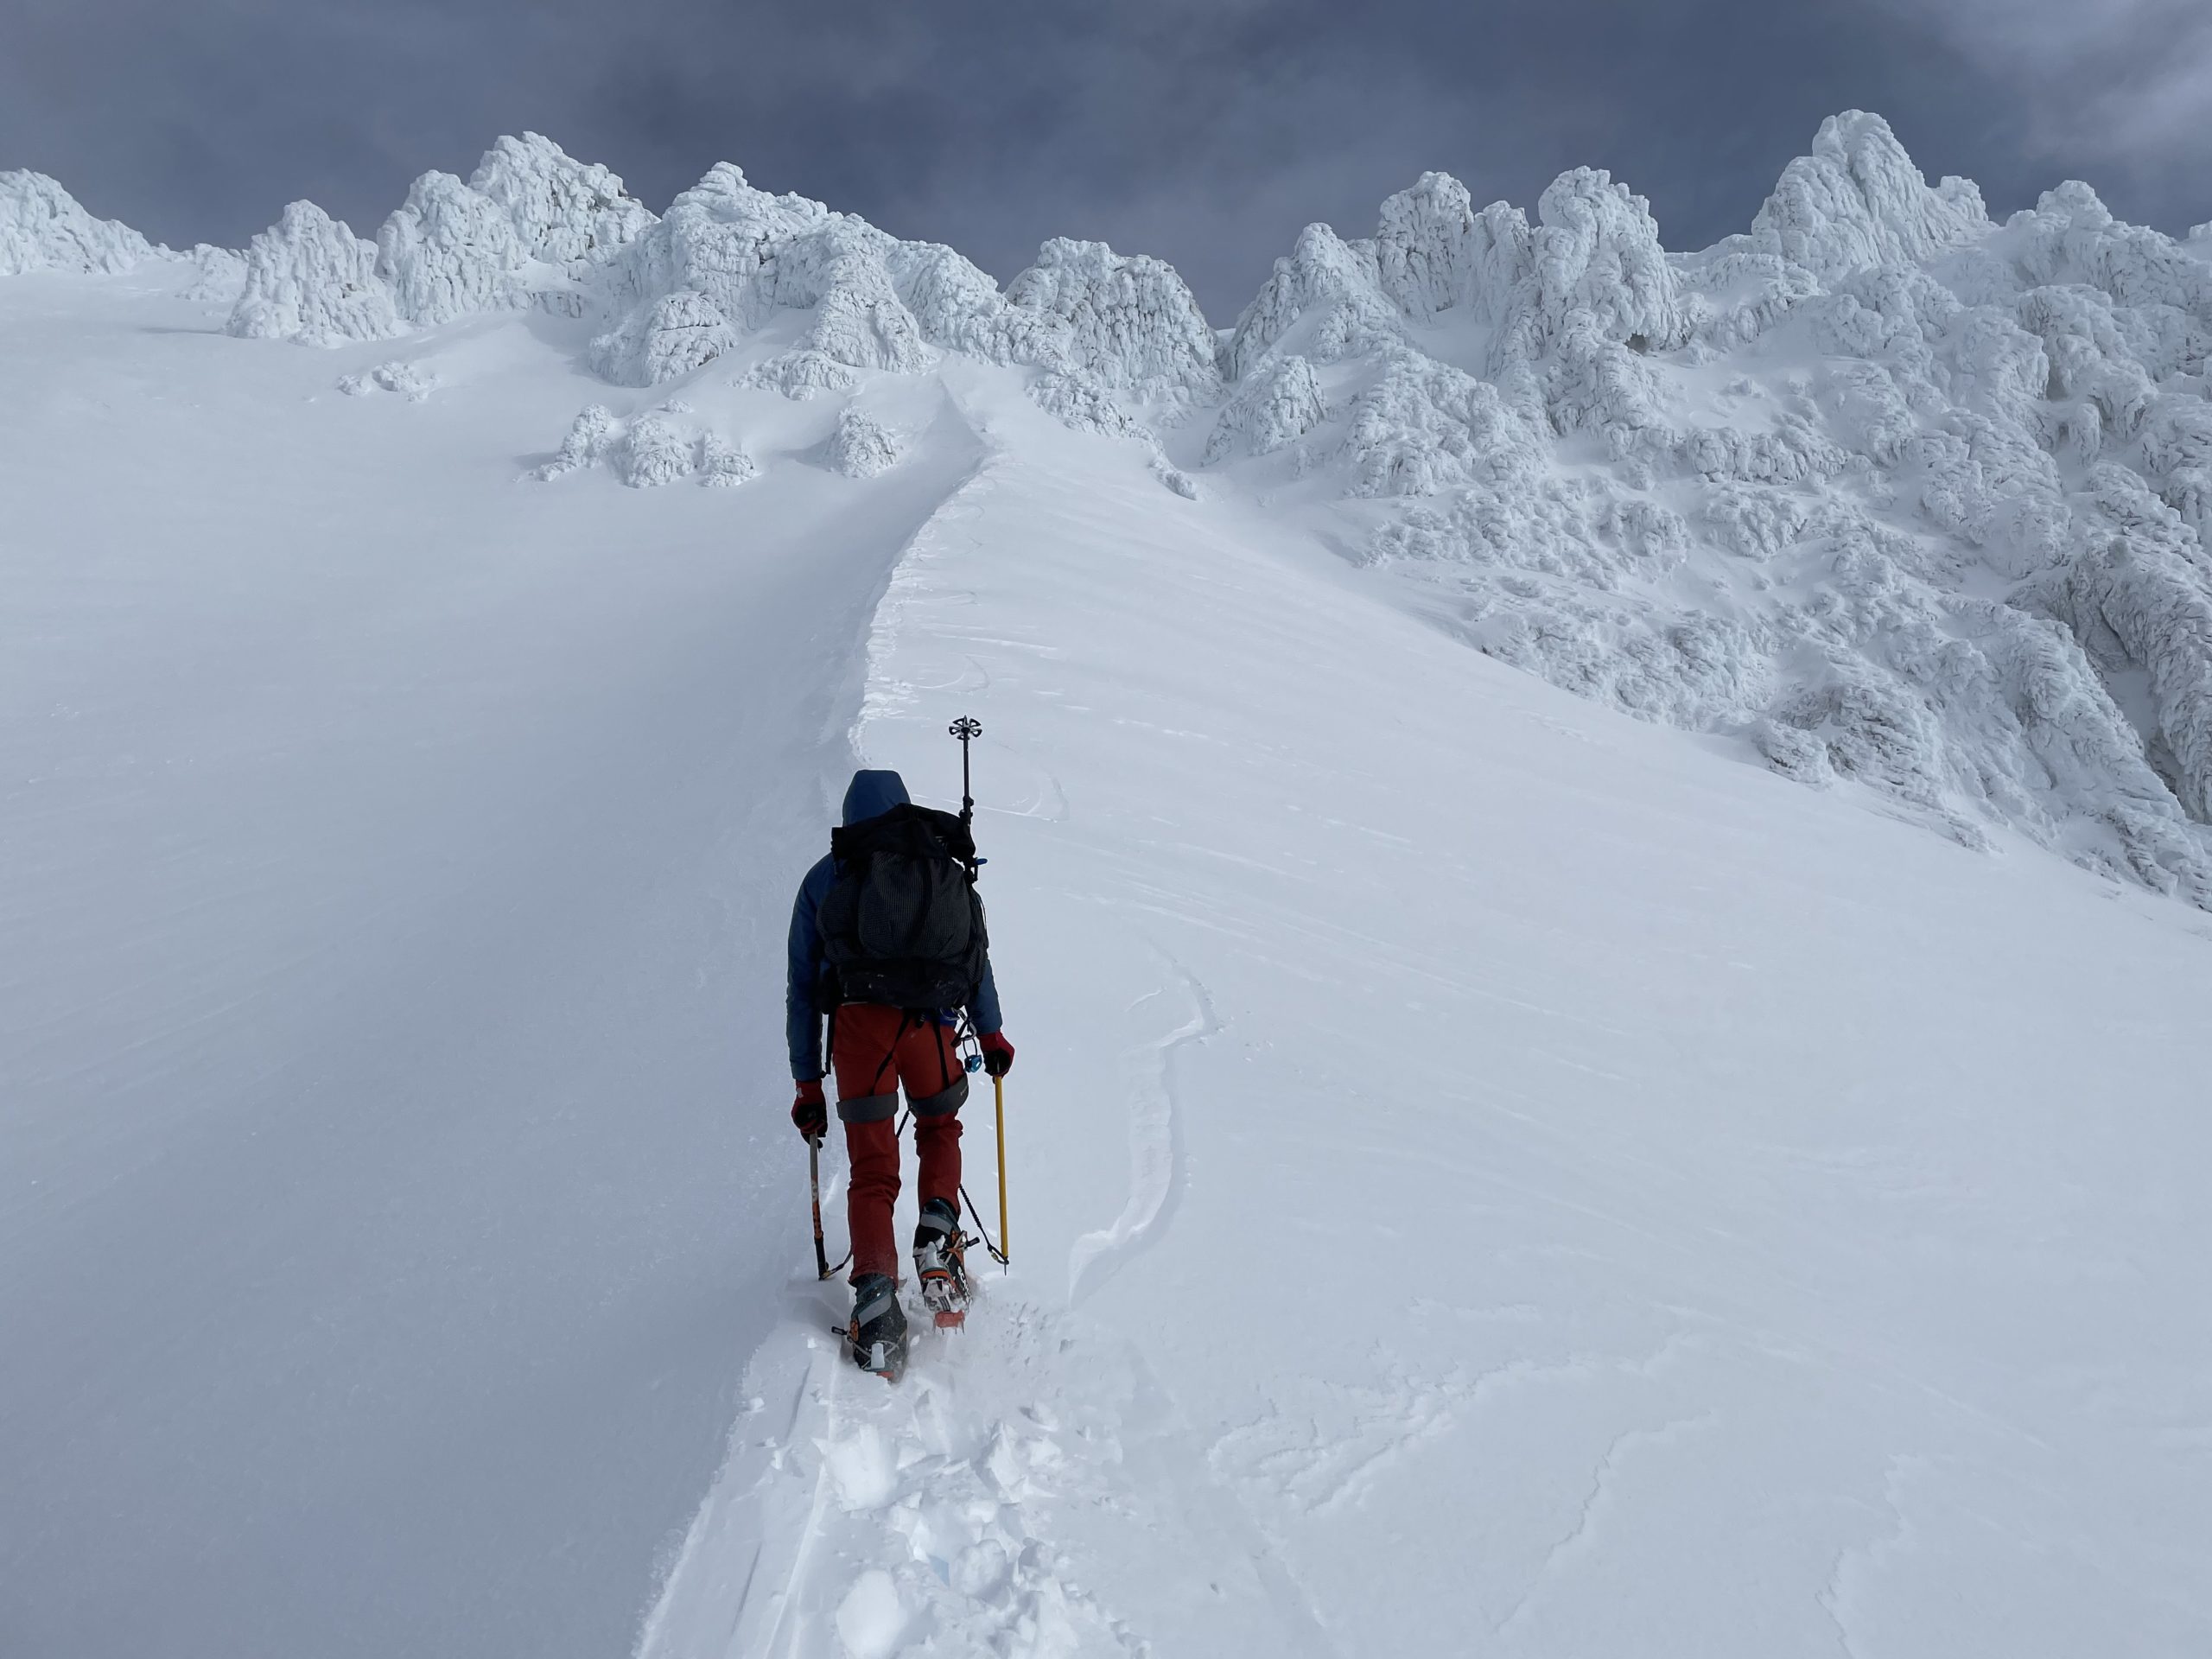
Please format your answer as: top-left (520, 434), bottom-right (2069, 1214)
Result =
top-left (0, 266), bottom-right (982, 1658)
top-left (4, 118), bottom-right (2212, 1659)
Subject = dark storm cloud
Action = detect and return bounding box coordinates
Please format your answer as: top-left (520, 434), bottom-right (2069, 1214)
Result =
top-left (3, 0), bottom-right (2207, 318)
top-left (1865, 0), bottom-right (2212, 195)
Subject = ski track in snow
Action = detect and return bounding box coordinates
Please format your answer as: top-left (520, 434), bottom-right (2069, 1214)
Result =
top-left (1065, 954), bottom-right (1217, 1308)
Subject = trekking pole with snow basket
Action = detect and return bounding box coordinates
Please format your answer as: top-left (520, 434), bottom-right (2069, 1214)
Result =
top-left (950, 716), bottom-right (981, 828)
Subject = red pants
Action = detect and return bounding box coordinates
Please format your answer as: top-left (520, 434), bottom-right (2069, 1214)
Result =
top-left (832, 1004), bottom-right (967, 1281)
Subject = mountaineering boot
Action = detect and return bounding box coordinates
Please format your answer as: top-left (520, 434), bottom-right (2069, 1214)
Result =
top-left (913, 1197), bottom-right (969, 1329)
top-left (849, 1273), bottom-right (907, 1382)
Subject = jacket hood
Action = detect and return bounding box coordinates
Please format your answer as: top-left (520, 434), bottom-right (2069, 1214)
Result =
top-left (841, 768), bottom-right (911, 826)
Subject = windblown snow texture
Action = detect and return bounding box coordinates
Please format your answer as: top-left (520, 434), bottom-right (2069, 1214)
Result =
top-left (230, 135), bottom-right (655, 341)
top-left (30, 111), bottom-right (2212, 899)
top-left (532, 402), bottom-right (756, 489)
top-left (1212, 112), bottom-right (2212, 900)
top-left (584, 161), bottom-right (1077, 388)
top-left (1, 171), bottom-right (157, 276)
top-left (821, 407), bottom-right (904, 477)
top-left (467, 132), bottom-right (657, 282)
top-left (228, 201), bottom-right (403, 346)
top-left (374, 171), bottom-right (531, 327)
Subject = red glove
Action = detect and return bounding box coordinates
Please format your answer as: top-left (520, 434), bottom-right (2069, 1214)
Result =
top-left (978, 1031), bottom-right (1015, 1078)
top-left (791, 1079), bottom-right (827, 1141)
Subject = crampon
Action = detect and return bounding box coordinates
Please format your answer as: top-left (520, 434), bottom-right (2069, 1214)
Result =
top-left (913, 1198), bottom-right (973, 1330)
top-left (838, 1273), bottom-right (907, 1382)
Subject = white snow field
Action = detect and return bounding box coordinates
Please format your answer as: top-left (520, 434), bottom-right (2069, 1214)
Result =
top-left (0, 265), bottom-right (984, 1658)
top-left (645, 373), bottom-right (2212, 1659)
top-left (3, 120), bottom-right (2210, 1658)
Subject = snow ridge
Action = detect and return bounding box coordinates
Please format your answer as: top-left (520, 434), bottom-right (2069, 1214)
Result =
top-left (1209, 111), bottom-right (2212, 902)
top-left (19, 111), bottom-right (2212, 899)
top-left (586, 162), bottom-right (1118, 390)
top-left (467, 132), bottom-right (656, 282)
top-left (374, 171), bottom-right (532, 327)
top-left (227, 201), bottom-right (403, 346)
top-left (1, 171), bottom-right (157, 276)
top-left (226, 135), bottom-right (656, 343)
top-left (1004, 238), bottom-right (1218, 400)
top-left (1745, 110), bottom-right (1990, 283)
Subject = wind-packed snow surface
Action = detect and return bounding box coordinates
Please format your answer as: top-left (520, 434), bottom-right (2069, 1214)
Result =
top-left (3, 115), bottom-right (2210, 1657)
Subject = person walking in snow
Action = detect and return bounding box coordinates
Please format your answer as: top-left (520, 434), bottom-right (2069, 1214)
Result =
top-left (787, 768), bottom-right (1014, 1377)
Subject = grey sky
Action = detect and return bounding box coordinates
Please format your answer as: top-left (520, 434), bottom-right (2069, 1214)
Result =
top-left (3, 0), bottom-right (2207, 318)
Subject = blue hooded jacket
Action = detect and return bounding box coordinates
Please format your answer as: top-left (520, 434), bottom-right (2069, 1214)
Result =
top-left (785, 768), bottom-right (1004, 1080)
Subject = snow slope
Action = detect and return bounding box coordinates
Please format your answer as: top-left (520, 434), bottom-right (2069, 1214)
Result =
top-left (640, 365), bottom-right (2212, 1658)
top-left (0, 264), bottom-right (984, 1659)
top-left (4, 114), bottom-right (2211, 1659)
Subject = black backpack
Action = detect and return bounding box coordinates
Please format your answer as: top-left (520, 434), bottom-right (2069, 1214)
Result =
top-left (817, 804), bottom-right (988, 1010)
